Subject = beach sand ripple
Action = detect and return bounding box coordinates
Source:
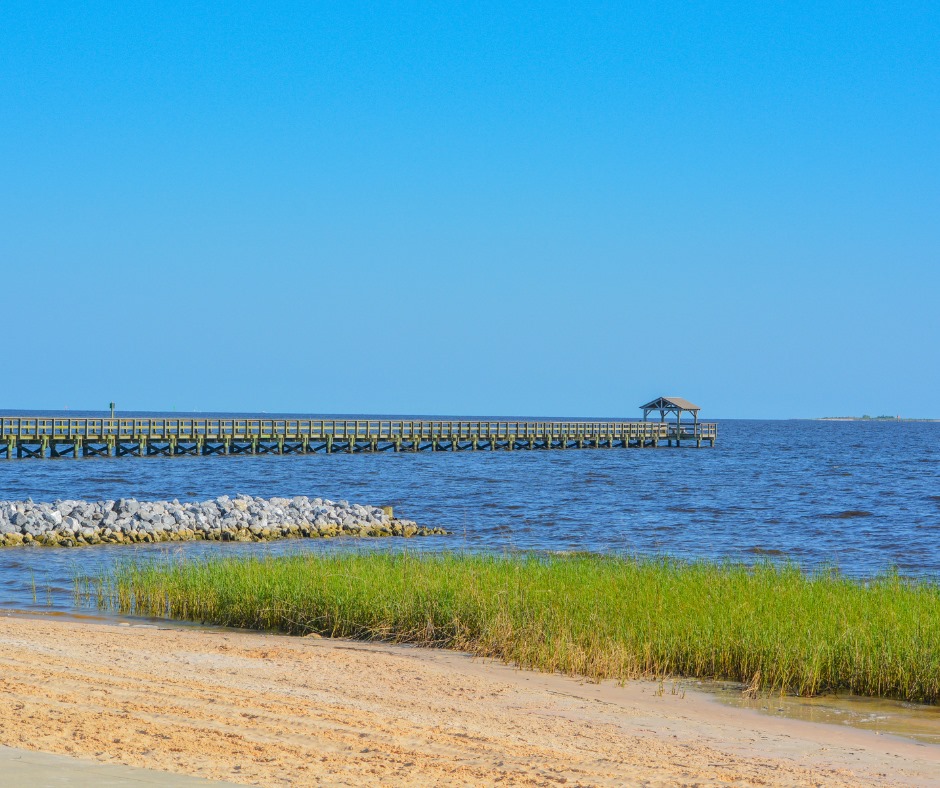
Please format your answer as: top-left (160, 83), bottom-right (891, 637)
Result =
top-left (0, 616), bottom-right (934, 786)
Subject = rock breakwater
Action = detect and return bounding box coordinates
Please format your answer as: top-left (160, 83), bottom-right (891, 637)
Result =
top-left (0, 496), bottom-right (445, 547)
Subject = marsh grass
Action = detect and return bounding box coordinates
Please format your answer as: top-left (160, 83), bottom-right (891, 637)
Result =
top-left (86, 552), bottom-right (940, 702)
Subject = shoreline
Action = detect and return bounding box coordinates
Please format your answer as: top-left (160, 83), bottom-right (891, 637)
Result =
top-left (0, 614), bottom-right (935, 785)
top-left (11, 606), bottom-right (940, 747)
top-left (97, 550), bottom-right (940, 704)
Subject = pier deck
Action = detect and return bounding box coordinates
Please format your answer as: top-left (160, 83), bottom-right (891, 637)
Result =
top-left (0, 417), bottom-right (716, 459)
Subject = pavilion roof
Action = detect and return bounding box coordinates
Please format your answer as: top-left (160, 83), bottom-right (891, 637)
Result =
top-left (640, 396), bottom-right (701, 413)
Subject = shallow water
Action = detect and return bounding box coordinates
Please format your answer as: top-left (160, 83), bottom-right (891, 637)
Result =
top-left (0, 416), bottom-right (938, 612)
top-left (702, 681), bottom-right (940, 745)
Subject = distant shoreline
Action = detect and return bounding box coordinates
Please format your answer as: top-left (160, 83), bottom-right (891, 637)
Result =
top-left (816, 417), bottom-right (939, 422)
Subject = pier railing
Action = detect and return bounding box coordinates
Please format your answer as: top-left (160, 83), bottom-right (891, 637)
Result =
top-left (1, 417), bottom-right (716, 440)
top-left (0, 417), bottom-right (716, 457)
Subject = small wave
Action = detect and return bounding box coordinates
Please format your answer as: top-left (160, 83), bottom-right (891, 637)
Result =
top-left (745, 547), bottom-right (786, 556)
top-left (822, 510), bottom-right (875, 519)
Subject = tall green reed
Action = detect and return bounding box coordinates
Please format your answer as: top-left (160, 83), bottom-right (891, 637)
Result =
top-left (85, 552), bottom-right (940, 702)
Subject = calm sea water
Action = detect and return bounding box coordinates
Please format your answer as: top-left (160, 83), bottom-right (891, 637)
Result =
top-left (0, 416), bottom-right (937, 613)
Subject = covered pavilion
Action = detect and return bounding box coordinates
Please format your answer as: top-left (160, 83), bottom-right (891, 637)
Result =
top-left (640, 396), bottom-right (702, 432)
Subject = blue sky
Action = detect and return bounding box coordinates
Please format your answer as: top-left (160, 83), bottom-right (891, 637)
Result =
top-left (2, 2), bottom-right (937, 418)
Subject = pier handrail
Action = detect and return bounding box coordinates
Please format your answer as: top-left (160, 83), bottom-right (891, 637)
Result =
top-left (0, 416), bottom-right (717, 442)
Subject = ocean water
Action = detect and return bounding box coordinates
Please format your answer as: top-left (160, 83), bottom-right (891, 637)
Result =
top-left (0, 417), bottom-right (937, 613)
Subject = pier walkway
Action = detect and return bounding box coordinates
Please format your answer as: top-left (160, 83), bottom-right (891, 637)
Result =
top-left (0, 417), bottom-right (716, 459)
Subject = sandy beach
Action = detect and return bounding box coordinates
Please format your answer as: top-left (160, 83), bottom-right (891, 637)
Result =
top-left (0, 615), bottom-right (934, 786)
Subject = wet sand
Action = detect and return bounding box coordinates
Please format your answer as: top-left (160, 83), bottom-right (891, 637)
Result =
top-left (0, 615), bottom-right (935, 786)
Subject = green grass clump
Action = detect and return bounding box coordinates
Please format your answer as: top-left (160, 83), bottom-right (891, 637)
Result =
top-left (86, 552), bottom-right (940, 702)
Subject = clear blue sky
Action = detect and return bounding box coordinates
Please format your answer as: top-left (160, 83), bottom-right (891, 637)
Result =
top-left (2, 2), bottom-right (937, 418)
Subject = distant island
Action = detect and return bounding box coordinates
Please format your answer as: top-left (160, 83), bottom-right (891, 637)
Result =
top-left (817, 415), bottom-right (938, 422)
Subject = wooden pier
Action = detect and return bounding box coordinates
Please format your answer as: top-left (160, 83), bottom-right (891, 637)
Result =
top-left (0, 416), bottom-right (716, 459)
